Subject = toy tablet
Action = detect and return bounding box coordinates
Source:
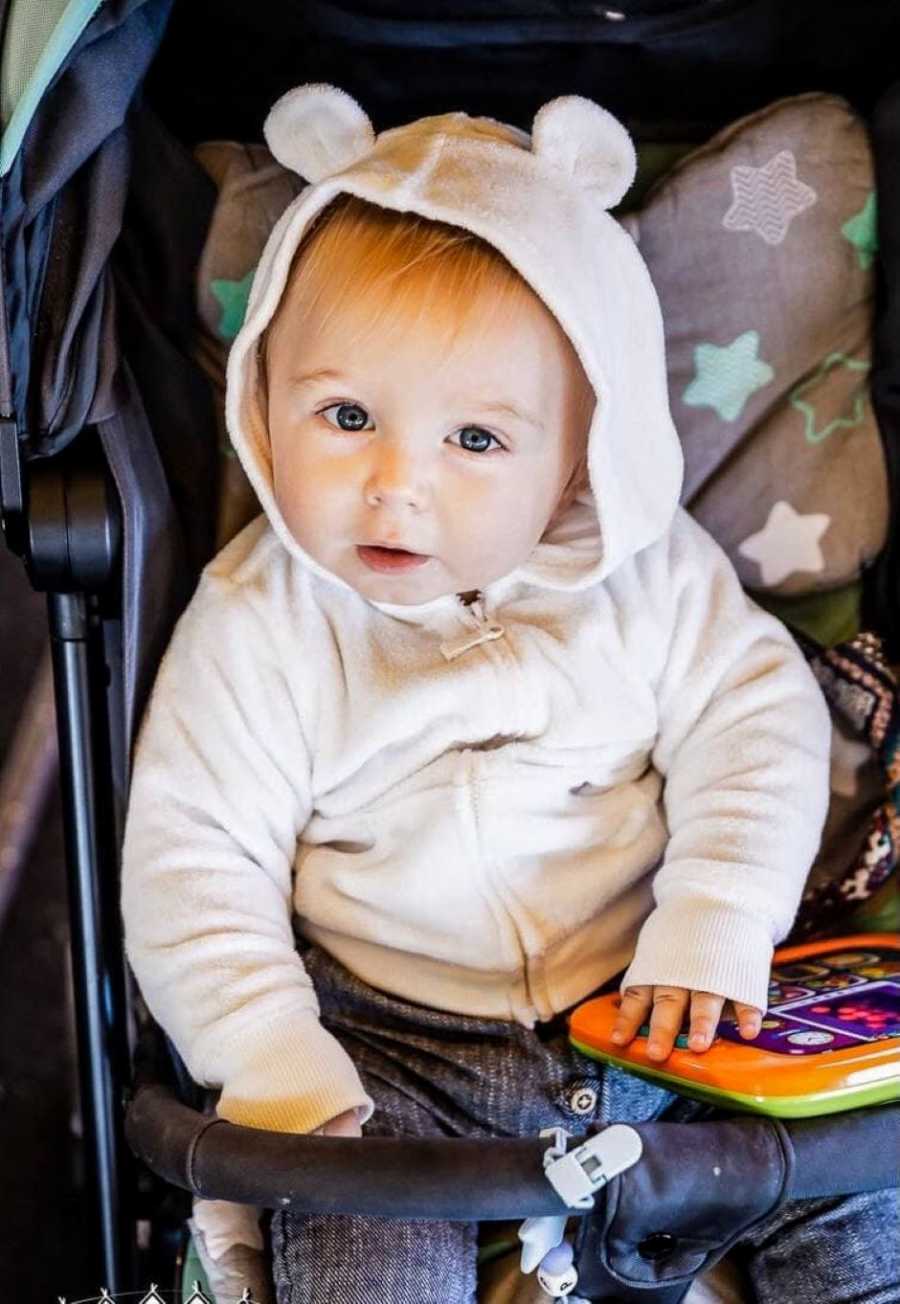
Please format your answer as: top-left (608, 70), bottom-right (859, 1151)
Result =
top-left (569, 934), bottom-right (900, 1118)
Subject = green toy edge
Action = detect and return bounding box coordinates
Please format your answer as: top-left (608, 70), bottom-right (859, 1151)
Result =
top-left (569, 1038), bottom-right (900, 1118)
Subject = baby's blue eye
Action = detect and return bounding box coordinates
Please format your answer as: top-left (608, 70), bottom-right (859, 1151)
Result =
top-left (321, 402), bottom-right (372, 431)
top-left (455, 426), bottom-right (501, 454)
top-left (318, 405), bottom-right (502, 453)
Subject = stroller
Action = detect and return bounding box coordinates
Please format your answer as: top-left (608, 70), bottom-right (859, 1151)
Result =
top-left (1, 0), bottom-right (898, 1299)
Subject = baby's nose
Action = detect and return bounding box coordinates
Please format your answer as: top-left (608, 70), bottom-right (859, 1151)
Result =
top-left (364, 445), bottom-right (429, 511)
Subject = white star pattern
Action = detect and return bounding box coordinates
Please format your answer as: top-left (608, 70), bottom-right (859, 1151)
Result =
top-left (738, 500), bottom-right (830, 587)
top-left (723, 150), bottom-right (817, 246)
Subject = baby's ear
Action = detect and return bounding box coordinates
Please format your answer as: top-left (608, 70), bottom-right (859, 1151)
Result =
top-left (264, 84), bottom-right (376, 182)
top-left (531, 96), bottom-right (636, 209)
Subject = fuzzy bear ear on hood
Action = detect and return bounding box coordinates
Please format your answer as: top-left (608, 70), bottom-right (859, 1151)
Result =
top-left (264, 83), bottom-right (376, 182)
top-left (265, 85), bottom-right (637, 206)
top-left (531, 96), bottom-right (637, 209)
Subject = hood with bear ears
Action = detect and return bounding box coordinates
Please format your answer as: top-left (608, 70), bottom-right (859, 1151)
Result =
top-left (225, 84), bottom-right (684, 610)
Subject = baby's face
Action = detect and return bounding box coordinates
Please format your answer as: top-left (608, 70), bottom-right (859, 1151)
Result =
top-left (265, 282), bottom-right (592, 605)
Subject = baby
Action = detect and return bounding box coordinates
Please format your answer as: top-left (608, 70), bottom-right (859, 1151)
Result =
top-left (121, 86), bottom-right (893, 1302)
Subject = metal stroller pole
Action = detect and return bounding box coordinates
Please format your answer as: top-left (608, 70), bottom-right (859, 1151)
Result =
top-left (24, 444), bottom-right (138, 1293)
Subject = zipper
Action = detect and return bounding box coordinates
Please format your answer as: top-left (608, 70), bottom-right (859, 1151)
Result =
top-left (467, 748), bottom-right (535, 1021)
top-left (439, 590), bottom-right (506, 662)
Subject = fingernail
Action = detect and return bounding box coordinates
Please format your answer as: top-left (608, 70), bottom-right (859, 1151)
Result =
top-left (611, 1030), bottom-right (624, 1043)
top-left (689, 1034), bottom-right (707, 1050)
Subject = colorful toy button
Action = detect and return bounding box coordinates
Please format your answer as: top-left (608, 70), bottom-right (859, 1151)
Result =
top-left (786, 1030), bottom-right (835, 1046)
top-left (858, 961), bottom-right (900, 979)
top-left (772, 963), bottom-right (830, 980)
top-left (819, 952), bottom-right (879, 969)
top-left (637, 1024), bottom-right (691, 1049)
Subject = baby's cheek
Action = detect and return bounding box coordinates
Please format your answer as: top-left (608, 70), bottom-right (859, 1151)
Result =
top-left (272, 467), bottom-right (325, 552)
top-left (272, 445), bottom-right (331, 523)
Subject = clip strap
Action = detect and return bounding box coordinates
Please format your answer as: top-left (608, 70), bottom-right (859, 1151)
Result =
top-left (542, 1124), bottom-right (643, 1210)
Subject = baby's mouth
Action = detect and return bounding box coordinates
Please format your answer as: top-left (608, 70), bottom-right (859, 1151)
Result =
top-left (356, 544), bottom-right (431, 573)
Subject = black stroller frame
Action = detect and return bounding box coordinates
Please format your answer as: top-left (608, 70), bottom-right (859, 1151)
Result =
top-left (1, 1), bottom-right (899, 1298)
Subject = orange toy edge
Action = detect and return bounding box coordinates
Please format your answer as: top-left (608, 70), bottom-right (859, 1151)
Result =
top-left (568, 933), bottom-right (900, 1097)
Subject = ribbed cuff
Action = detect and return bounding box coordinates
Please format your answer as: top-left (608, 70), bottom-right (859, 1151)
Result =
top-left (620, 900), bottom-right (775, 1012)
top-left (211, 1006), bottom-right (375, 1134)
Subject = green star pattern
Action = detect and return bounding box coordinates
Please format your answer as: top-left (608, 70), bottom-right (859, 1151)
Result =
top-left (789, 352), bottom-right (871, 444)
top-left (841, 192), bottom-right (878, 271)
top-left (683, 330), bottom-right (774, 422)
top-left (210, 269), bottom-right (256, 341)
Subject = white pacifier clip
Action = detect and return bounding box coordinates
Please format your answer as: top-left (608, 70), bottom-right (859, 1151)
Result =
top-left (518, 1124), bottom-right (643, 1299)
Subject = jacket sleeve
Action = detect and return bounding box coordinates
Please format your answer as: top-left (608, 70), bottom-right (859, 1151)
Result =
top-left (619, 511), bottom-right (832, 1013)
top-left (120, 573), bottom-right (374, 1134)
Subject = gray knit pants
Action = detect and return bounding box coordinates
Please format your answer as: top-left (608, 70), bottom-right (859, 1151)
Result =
top-left (270, 945), bottom-right (899, 1304)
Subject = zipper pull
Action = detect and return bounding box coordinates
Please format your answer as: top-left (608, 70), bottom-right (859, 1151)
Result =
top-left (440, 593), bottom-right (506, 662)
top-left (469, 597), bottom-right (490, 626)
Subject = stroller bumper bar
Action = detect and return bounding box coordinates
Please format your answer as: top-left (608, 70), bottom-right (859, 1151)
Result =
top-left (125, 1079), bottom-right (571, 1219)
top-left (123, 1026), bottom-right (899, 1221)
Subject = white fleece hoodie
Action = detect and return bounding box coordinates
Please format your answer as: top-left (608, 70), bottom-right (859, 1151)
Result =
top-left (120, 86), bottom-right (832, 1135)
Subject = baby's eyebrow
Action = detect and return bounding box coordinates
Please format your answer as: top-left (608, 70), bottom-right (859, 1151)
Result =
top-left (287, 367), bottom-right (349, 389)
top-left (475, 400), bottom-right (543, 432)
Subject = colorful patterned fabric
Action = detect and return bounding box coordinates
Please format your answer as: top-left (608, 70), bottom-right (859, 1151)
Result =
top-left (791, 629), bottom-right (900, 940)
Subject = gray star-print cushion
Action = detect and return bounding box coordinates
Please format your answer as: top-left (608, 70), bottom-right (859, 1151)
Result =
top-left (617, 92), bottom-right (888, 597)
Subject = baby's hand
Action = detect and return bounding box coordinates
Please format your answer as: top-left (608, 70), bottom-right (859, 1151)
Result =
top-left (312, 1106), bottom-right (365, 1137)
top-left (611, 985), bottom-right (762, 1061)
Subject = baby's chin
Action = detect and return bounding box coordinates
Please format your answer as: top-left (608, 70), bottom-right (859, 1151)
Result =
top-left (328, 550), bottom-right (495, 606)
top-left (349, 565), bottom-right (474, 607)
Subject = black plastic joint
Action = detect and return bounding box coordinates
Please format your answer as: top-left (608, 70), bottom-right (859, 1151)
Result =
top-left (0, 415), bottom-right (24, 552)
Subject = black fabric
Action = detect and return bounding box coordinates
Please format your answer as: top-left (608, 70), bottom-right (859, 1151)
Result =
top-left (863, 81), bottom-right (900, 660)
top-left (31, 133), bottom-right (128, 444)
top-left (146, 0), bottom-right (900, 146)
top-left (574, 1115), bottom-right (791, 1299)
top-left (0, 0), bottom-right (172, 458)
top-left (111, 103), bottom-right (219, 587)
top-left (0, 0), bottom-right (218, 728)
top-left (785, 1105), bottom-right (900, 1203)
top-left (573, 1101), bottom-right (900, 1300)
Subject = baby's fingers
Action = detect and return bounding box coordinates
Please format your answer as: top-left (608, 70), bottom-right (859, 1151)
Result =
top-left (687, 991), bottom-right (725, 1053)
top-left (313, 1107), bottom-right (365, 1137)
top-left (733, 1002), bottom-right (763, 1040)
top-left (612, 985), bottom-right (654, 1046)
top-left (646, 987), bottom-right (690, 1061)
